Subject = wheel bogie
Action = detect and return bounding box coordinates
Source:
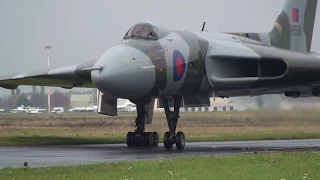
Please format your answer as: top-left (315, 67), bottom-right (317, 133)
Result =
top-left (126, 131), bottom-right (159, 147)
top-left (162, 131), bottom-right (186, 150)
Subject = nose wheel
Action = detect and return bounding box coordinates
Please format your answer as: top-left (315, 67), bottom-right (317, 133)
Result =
top-left (162, 96), bottom-right (185, 150)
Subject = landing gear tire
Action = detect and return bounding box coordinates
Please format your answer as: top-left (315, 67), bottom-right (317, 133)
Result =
top-left (176, 131), bottom-right (185, 150)
top-left (143, 132), bottom-right (154, 146)
top-left (164, 131), bottom-right (173, 150)
top-left (152, 132), bottom-right (159, 147)
top-left (126, 132), bottom-right (134, 147)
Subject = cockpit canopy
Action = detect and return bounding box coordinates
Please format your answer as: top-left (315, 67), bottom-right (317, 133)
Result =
top-left (124, 22), bottom-right (169, 40)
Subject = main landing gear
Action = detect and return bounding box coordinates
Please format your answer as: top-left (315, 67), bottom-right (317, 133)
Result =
top-left (126, 102), bottom-right (159, 147)
top-left (162, 95), bottom-right (185, 150)
top-left (126, 96), bottom-right (185, 150)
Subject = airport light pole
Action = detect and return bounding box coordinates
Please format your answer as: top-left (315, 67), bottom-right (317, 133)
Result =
top-left (44, 46), bottom-right (52, 113)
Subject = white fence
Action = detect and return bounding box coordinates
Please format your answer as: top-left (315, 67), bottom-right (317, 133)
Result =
top-left (154, 106), bottom-right (234, 112)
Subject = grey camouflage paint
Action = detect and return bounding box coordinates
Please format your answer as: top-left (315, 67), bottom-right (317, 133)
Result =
top-left (0, 0), bottom-right (319, 106)
top-left (0, 60), bottom-right (96, 90)
top-left (234, 0), bottom-right (318, 53)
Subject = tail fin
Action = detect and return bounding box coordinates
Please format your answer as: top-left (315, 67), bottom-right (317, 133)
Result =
top-left (269, 0), bottom-right (318, 53)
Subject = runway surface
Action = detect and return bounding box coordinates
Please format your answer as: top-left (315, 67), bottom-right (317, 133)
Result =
top-left (1, 139), bottom-right (320, 168)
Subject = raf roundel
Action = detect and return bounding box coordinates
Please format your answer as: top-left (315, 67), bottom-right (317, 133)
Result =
top-left (173, 50), bottom-right (186, 82)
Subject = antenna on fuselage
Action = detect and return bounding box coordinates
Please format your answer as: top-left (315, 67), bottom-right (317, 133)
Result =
top-left (201, 22), bottom-right (206, 32)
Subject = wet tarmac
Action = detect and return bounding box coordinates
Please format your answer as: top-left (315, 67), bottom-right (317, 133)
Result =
top-left (1, 139), bottom-right (320, 168)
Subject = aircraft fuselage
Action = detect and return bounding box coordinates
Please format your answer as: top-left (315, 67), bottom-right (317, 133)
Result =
top-left (91, 22), bottom-right (320, 102)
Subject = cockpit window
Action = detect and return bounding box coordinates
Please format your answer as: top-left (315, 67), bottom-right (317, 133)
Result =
top-left (149, 32), bottom-right (156, 38)
top-left (137, 26), bottom-right (150, 37)
top-left (124, 23), bottom-right (159, 40)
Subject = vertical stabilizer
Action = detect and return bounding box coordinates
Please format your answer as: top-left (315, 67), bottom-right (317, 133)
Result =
top-left (269, 0), bottom-right (318, 52)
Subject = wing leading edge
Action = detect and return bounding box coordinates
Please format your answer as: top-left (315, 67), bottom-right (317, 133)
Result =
top-left (0, 60), bottom-right (99, 90)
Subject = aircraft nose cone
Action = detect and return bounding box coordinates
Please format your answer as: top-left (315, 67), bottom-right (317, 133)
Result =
top-left (91, 45), bottom-right (156, 99)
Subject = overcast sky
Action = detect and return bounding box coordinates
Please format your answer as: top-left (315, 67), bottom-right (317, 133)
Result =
top-left (0, 0), bottom-right (320, 96)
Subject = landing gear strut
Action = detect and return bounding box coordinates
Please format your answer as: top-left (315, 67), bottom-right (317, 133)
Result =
top-left (162, 96), bottom-right (185, 150)
top-left (126, 102), bottom-right (159, 147)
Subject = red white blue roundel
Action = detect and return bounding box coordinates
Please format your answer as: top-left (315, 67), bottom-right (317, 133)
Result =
top-left (173, 50), bottom-right (186, 82)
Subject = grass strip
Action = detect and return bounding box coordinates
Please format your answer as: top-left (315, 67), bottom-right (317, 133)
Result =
top-left (1, 151), bottom-right (319, 180)
top-left (1, 111), bottom-right (320, 146)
